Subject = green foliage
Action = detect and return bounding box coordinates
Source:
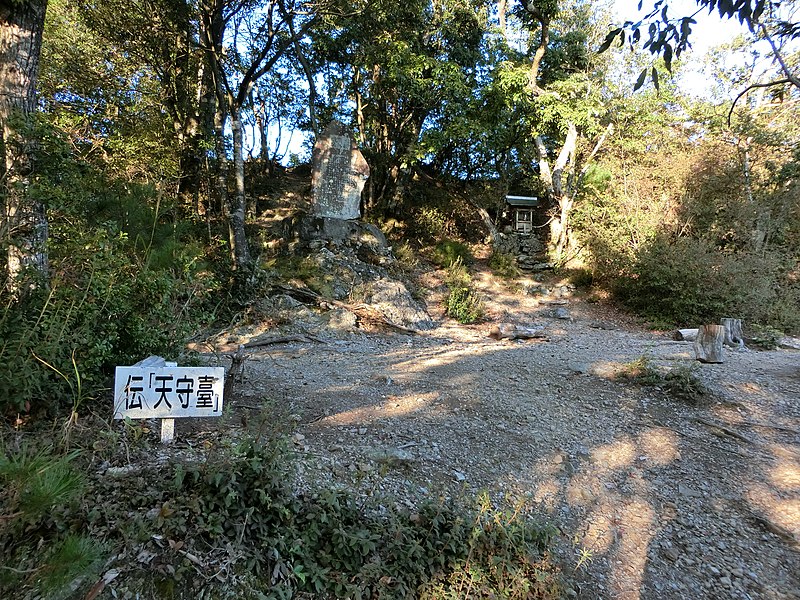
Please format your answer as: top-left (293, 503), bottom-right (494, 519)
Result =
top-left (419, 494), bottom-right (561, 599)
top-left (746, 323), bottom-right (784, 350)
top-left (488, 251), bottom-right (521, 279)
top-left (432, 239), bottom-right (474, 268)
top-left (0, 445), bottom-right (82, 523)
top-left (0, 445), bottom-right (104, 597)
top-left (39, 534), bottom-right (107, 597)
top-left (0, 122), bottom-right (215, 416)
top-left (165, 438), bottom-right (561, 597)
top-left (444, 258), bottom-right (484, 324)
top-left (617, 355), bottom-right (712, 404)
top-left (415, 206), bottom-right (453, 241)
top-left (612, 236), bottom-right (798, 331)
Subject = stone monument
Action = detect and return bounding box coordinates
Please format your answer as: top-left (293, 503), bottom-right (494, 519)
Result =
top-left (311, 121), bottom-right (370, 220)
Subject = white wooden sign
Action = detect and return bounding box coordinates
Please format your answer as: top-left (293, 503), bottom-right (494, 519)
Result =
top-left (113, 366), bottom-right (225, 420)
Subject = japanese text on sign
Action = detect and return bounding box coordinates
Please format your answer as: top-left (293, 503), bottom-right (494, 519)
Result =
top-left (113, 366), bottom-right (225, 420)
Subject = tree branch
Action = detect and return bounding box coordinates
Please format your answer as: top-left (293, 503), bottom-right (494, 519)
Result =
top-left (727, 78), bottom-right (793, 126)
top-left (759, 23), bottom-right (800, 90)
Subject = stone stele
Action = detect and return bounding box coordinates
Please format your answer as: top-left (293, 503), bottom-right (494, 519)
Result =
top-left (311, 121), bottom-right (370, 220)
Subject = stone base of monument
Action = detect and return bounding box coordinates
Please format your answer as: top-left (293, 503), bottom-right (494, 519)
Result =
top-left (271, 213), bottom-right (435, 332)
top-left (296, 215), bottom-right (388, 249)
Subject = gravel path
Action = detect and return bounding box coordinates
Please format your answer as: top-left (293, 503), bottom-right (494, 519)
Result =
top-left (222, 269), bottom-right (800, 600)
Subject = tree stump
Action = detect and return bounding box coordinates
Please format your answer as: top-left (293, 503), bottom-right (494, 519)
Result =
top-left (694, 325), bottom-right (725, 363)
top-left (721, 317), bottom-right (746, 350)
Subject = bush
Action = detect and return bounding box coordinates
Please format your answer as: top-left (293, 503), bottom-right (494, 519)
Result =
top-left (0, 126), bottom-right (215, 416)
top-left (613, 236), bottom-right (799, 332)
top-left (444, 258), bottom-right (484, 324)
top-left (146, 439), bottom-right (561, 599)
top-left (488, 251), bottom-right (520, 279)
top-left (432, 238), bottom-right (474, 268)
top-left (0, 445), bottom-right (105, 597)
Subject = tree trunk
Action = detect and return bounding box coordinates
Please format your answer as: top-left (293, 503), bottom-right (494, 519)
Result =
top-left (536, 122), bottom-right (577, 260)
top-left (497, 0), bottom-right (508, 43)
top-left (229, 104), bottom-right (251, 270)
top-left (694, 325), bottom-right (726, 364)
top-left (721, 317), bottom-right (746, 350)
top-left (0, 0), bottom-right (49, 289)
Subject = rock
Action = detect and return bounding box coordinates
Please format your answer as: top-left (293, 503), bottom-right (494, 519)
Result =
top-left (274, 294), bottom-right (303, 310)
top-left (362, 278), bottom-right (435, 331)
top-left (552, 307), bottom-right (571, 320)
top-left (296, 215), bottom-right (388, 251)
top-left (322, 307), bottom-right (358, 332)
top-left (679, 483), bottom-right (702, 498)
top-left (368, 448), bottom-right (415, 467)
top-left (531, 262), bottom-right (555, 271)
top-left (664, 547), bottom-right (680, 562)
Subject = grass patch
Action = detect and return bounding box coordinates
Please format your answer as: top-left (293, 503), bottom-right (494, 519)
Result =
top-left (616, 355), bottom-right (713, 404)
top-left (746, 323), bottom-right (784, 350)
top-left (488, 251), bottom-right (521, 279)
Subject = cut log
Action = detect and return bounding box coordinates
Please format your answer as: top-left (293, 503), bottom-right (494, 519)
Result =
top-left (778, 336), bottom-right (800, 350)
top-left (673, 328), bottom-right (698, 342)
top-left (694, 324), bottom-right (725, 363)
top-left (489, 323), bottom-right (547, 340)
top-left (721, 317), bottom-right (746, 349)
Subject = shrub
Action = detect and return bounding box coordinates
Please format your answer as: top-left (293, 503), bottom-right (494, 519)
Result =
top-left (488, 251), bottom-right (520, 279)
top-left (613, 236), bottom-right (799, 331)
top-left (617, 355), bottom-right (712, 404)
top-left (444, 258), bottom-right (484, 324)
top-left (0, 125), bottom-right (215, 416)
top-left (432, 238), bottom-right (474, 268)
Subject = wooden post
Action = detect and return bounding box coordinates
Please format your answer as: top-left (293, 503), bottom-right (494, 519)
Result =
top-left (720, 318), bottom-right (745, 350)
top-left (694, 325), bottom-right (725, 363)
top-left (160, 418), bottom-right (175, 445)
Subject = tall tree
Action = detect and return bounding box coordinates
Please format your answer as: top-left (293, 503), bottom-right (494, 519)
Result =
top-left (78, 0), bottom-right (210, 207)
top-left (515, 0), bottom-right (612, 260)
top-left (316, 0), bottom-right (486, 211)
top-left (1, 0), bottom-right (49, 288)
top-left (200, 0), bottom-right (316, 271)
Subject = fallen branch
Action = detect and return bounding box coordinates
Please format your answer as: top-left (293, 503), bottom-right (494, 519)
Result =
top-left (693, 417), bottom-right (754, 444)
top-left (244, 334), bottom-right (327, 348)
top-left (489, 323), bottom-right (548, 341)
top-left (274, 283), bottom-right (421, 334)
top-left (739, 420), bottom-right (800, 435)
top-left (645, 418), bottom-right (751, 458)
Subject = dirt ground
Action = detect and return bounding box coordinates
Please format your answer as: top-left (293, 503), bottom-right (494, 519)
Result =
top-left (203, 263), bottom-right (800, 600)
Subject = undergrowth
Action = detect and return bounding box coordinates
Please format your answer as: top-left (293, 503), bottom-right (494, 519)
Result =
top-left (488, 251), bottom-right (520, 279)
top-left (617, 355), bottom-right (712, 404)
top-left (444, 257), bottom-right (484, 324)
top-left (0, 429), bottom-right (564, 600)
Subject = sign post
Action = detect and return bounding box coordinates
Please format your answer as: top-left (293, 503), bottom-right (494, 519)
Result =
top-left (113, 357), bottom-right (225, 444)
